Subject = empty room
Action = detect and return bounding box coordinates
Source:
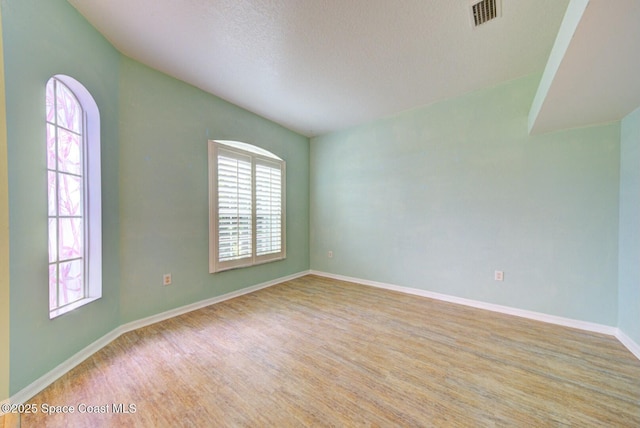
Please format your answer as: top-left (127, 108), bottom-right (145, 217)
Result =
top-left (1, 0), bottom-right (640, 426)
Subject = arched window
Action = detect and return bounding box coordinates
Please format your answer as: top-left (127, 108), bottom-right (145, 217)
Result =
top-left (46, 75), bottom-right (101, 318)
top-left (208, 140), bottom-right (286, 272)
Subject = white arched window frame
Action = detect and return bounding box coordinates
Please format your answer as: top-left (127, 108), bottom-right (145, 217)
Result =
top-left (208, 140), bottom-right (286, 273)
top-left (46, 75), bottom-right (102, 319)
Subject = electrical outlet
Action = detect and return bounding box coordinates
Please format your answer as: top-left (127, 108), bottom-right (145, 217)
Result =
top-left (163, 273), bottom-right (172, 286)
top-left (327, 250), bottom-right (333, 259)
top-left (494, 270), bottom-right (504, 281)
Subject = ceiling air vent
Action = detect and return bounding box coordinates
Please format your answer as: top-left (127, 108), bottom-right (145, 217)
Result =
top-left (470, 0), bottom-right (501, 27)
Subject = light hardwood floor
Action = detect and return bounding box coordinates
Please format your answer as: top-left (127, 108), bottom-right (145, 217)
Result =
top-left (15, 275), bottom-right (640, 427)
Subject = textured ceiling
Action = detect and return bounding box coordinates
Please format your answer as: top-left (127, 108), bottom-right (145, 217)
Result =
top-left (68, 0), bottom-right (569, 137)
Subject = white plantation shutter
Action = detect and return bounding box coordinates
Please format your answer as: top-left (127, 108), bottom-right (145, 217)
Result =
top-left (217, 150), bottom-right (252, 263)
top-left (209, 141), bottom-right (286, 272)
top-left (255, 160), bottom-right (282, 257)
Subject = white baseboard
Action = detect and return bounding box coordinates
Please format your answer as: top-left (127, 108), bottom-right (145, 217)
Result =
top-left (615, 329), bottom-right (640, 361)
top-left (4, 270), bottom-right (310, 410)
top-left (309, 270), bottom-right (626, 340)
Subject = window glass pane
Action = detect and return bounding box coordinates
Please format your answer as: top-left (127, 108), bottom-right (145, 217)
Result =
top-left (58, 173), bottom-right (83, 216)
top-left (46, 79), bottom-right (55, 123)
top-left (58, 218), bottom-right (83, 261)
top-left (57, 129), bottom-right (82, 175)
top-left (48, 218), bottom-right (57, 263)
top-left (48, 171), bottom-right (57, 216)
top-left (58, 260), bottom-right (84, 306)
top-left (216, 140), bottom-right (282, 160)
top-left (56, 82), bottom-right (81, 133)
top-left (49, 264), bottom-right (57, 311)
top-left (46, 124), bottom-right (57, 170)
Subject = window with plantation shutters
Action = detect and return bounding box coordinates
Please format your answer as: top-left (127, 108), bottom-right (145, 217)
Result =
top-left (208, 140), bottom-right (286, 272)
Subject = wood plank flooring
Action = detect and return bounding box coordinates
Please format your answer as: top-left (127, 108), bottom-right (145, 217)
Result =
top-left (17, 275), bottom-right (640, 427)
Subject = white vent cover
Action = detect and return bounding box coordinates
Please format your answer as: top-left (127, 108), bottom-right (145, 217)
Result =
top-left (470, 0), bottom-right (501, 27)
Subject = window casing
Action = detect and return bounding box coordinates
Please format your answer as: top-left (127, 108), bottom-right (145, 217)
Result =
top-left (46, 75), bottom-right (101, 319)
top-left (208, 140), bottom-right (286, 272)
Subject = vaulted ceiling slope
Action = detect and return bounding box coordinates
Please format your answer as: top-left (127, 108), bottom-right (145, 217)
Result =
top-left (530, 0), bottom-right (640, 135)
top-left (68, 0), bottom-right (571, 137)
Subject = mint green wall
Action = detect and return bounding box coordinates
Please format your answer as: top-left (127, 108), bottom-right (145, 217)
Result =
top-left (0, 3), bottom-right (10, 402)
top-left (311, 74), bottom-right (620, 325)
top-left (118, 57), bottom-right (309, 323)
top-left (619, 106), bottom-right (640, 344)
top-left (2, 0), bottom-right (121, 393)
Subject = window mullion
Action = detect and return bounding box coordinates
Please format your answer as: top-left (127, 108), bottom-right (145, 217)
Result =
top-left (54, 79), bottom-right (61, 310)
top-left (82, 109), bottom-right (89, 299)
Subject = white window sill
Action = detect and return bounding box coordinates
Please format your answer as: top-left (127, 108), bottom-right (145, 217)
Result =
top-left (49, 296), bottom-right (101, 320)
